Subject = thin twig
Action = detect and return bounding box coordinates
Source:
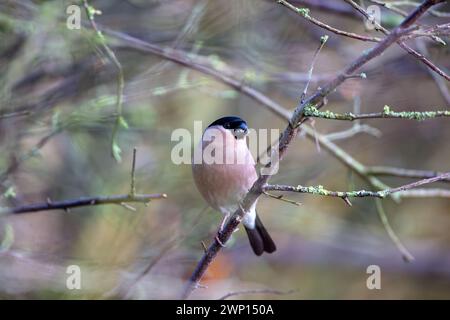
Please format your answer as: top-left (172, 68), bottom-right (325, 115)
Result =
top-left (0, 193), bottom-right (167, 215)
top-left (303, 105), bottom-right (450, 121)
top-left (0, 129), bottom-right (62, 185)
top-left (1, 148), bottom-right (167, 215)
top-left (143, 0), bottom-right (208, 76)
top-left (382, 172), bottom-right (450, 196)
top-left (218, 288), bottom-right (298, 300)
top-left (0, 110), bottom-right (30, 120)
top-left (323, 96), bottom-right (382, 141)
top-left (82, 0), bottom-right (126, 162)
top-left (264, 172), bottom-right (450, 200)
top-left (375, 199), bottom-right (415, 262)
top-left (120, 237), bottom-right (178, 299)
top-left (113, 206), bottom-right (207, 299)
top-left (265, 184), bottom-right (385, 199)
top-left (415, 39), bottom-right (450, 105)
top-left (277, 0), bottom-right (382, 42)
top-left (367, 166), bottom-right (450, 182)
top-left (394, 188), bottom-right (450, 198)
top-left (263, 190), bottom-right (302, 206)
top-left (130, 147), bottom-right (137, 196)
top-left (301, 35), bottom-right (329, 103)
top-left (325, 124), bottom-right (382, 140)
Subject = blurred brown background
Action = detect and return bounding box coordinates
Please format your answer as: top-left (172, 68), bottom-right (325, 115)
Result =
top-left (0, 0), bottom-right (449, 299)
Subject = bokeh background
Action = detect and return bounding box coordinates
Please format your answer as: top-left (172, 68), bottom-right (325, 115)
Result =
top-left (0, 0), bottom-right (449, 299)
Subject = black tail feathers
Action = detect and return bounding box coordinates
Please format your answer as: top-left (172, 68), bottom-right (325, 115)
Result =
top-left (244, 214), bottom-right (276, 256)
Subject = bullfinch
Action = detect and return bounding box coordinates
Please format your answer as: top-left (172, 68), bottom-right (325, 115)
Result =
top-left (192, 116), bottom-right (276, 256)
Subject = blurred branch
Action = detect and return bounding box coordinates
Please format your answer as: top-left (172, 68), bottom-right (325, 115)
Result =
top-left (1, 148), bottom-right (167, 215)
top-left (323, 96), bottom-right (382, 141)
top-left (130, 147), bottom-right (137, 196)
top-left (375, 198), bottom-right (414, 262)
top-left (218, 288), bottom-right (298, 300)
top-left (393, 188), bottom-right (450, 198)
top-left (265, 71), bottom-right (332, 83)
top-left (107, 206), bottom-right (208, 299)
top-left (367, 166), bottom-right (450, 182)
top-left (0, 110), bottom-right (30, 121)
top-left (144, 0), bottom-right (208, 75)
top-left (277, 0), bottom-right (382, 42)
top-left (82, 0), bottom-right (125, 162)
top-left (368, 0), bottom-right (413, 16)
top-left (324, 124), bottom-right (382, 140)
top-left (302, 125), bottom-right (390, 192)
top-left (262, 190), bottom-right (302, 206)
top-left (0, 129), bottom-right (62, 186)
top-left (181, 0), bottom-right (442, 299)
top-left (304, 105), bottom-right (450, 120)
top-left (288, 0), bottom-right (357, 17)
top-left (415, 39), bottom-right (450, 106)
top-left (0, 193), bottom-right (167, 215)
top-left (115, 237), bottom-right (179, 299)
top-left (381, 172), bottom-right (450, 195)
top-left (102, 29), bottom-right (292, 121)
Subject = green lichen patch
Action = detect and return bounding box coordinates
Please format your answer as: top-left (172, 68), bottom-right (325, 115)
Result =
top-left (383, 105), bottom-right (450, 121)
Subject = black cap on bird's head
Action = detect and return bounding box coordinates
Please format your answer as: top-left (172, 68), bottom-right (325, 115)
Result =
top-left (208, 116), bottom-right (248, 139)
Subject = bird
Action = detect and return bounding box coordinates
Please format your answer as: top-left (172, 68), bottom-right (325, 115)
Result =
top-left (192, 116), bottom-right (276, 256)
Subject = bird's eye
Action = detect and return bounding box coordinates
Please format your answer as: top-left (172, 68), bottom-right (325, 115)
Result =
top-left (224, 123), bottom-right (231, 129)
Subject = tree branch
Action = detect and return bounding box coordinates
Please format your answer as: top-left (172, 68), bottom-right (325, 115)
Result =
top-left (301, 34), bottom-right (329, 103)
top-left (303, 105), bottom-right (450, 121)
top-left (0, 193), bottom-right (167, 215)
top-left (0, 129), bottom-right (62, 186)
top-left (375, 198), bottom-right (414, 262)
top-left (1, 148), bottom-right (167, 215)
top-left (264, 172), bottom-right (450, 204)
top-left (366, 166), bottom-right (450, 182)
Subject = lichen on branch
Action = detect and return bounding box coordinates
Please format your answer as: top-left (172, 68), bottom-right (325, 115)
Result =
top-left (303, 105), bottom-right (450, 121)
